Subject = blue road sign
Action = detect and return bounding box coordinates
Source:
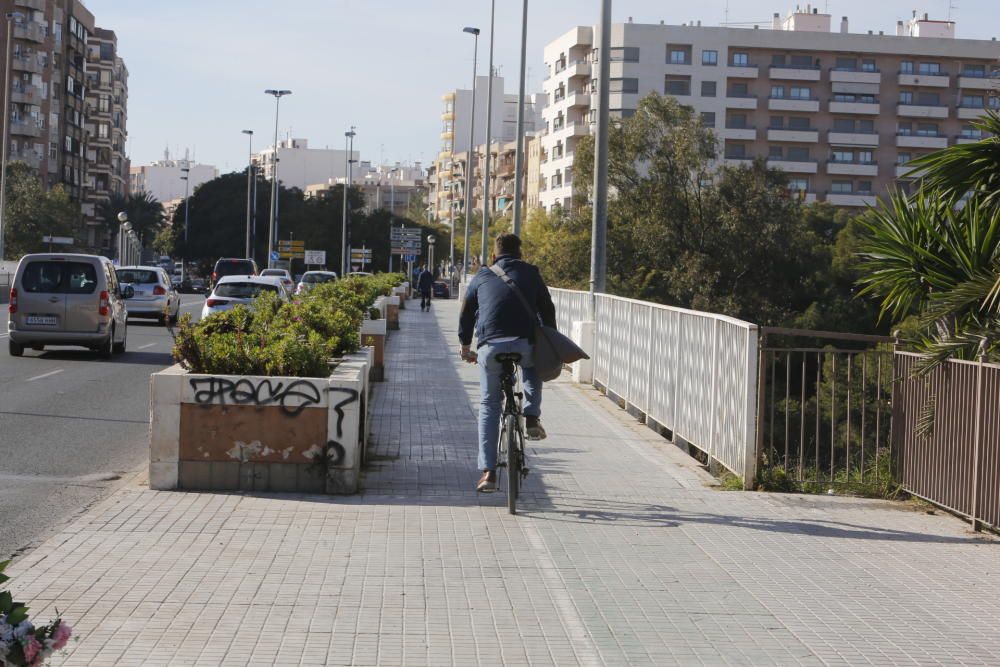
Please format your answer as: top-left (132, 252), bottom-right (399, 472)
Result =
top-left (404, 254), bottom-right (416, 263)
top-left (270, 250), bottom-right (280, 261)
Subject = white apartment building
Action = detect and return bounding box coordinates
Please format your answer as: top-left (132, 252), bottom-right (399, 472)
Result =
top-left (256, 138), bottom-right (359, 191)
top-left (128, 150), bottom-right (218, 204)
top-left (539, 7), bottom-right (1000, 210)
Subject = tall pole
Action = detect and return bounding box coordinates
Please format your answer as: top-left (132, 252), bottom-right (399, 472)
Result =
top-left (341, 127), bottom-right (355, 276)
top-left (590, 0), bottom-right (611, 297)
top-left (242, 130), bottom-right (253, 258)
top-left (264, 89), bottom-right (291, 268)
top-left (0, 14), bottom-right (17, 261)
top-left (481, 0), bottom-right (496, 265)
top-left (461, 26), bottom-right (480, 277)
top-left (511, 0), bottom-right (529, 237)
top-left (181, 171), bottom-right (190, 281)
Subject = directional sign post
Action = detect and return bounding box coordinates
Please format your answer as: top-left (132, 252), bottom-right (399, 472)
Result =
top-left (350, 246), bottom-right (372, 271)
top-left (303, 250), bottom-right (326, 266)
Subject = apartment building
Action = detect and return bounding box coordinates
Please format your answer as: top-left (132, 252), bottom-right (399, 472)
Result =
top-left (129, 150), bottom-right (218, 204)
top-left (0, 0), bottom-right (129, 250)
top-left (429, 75), bottom-right (544, 227)
top-left (255, 138), bottom-right (358, 192)
top-left (540, 7), bottom-right (1000, 210)
top-left (303, 162), bottom-right (428, 219)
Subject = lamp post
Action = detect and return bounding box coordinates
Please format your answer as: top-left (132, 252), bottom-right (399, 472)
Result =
top-left (387, 167), bottom-right (399, 274)
top-left (590, 0), bottom-right (611, 297)
top-left (116, 212), bottom-right (129, 264)
top-left (481, 1), bottom-right (496, 263)
top-left (0, 11), bottom-right (23, 261)
top-left (427, 234), bottom-right (436, 276)
top-left (241, 129), bottom-right (254, 259)
top-left (264, 89), bottom-right (291, 268)
top-left (511, 0), bottom-right (529, 237)
top-left (461, 26), bottom-right (480, 278)
top-left (180, 167), bottom-right (190, 281)
top-left (341, 127), bottom-right (356, 276)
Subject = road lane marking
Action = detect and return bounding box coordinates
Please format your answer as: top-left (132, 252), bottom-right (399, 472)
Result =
top-left (26, 368), bottom-right (64, 382)
top-left (137, 342), bottom-right (156, 350)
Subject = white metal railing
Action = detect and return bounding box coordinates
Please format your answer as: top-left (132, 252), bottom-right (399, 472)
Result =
top-left (550, 287), bottom-right (759, 483)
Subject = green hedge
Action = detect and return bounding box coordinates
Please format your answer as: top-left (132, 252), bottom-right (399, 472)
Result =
top-left (172, 273), bottom-right (404, 377)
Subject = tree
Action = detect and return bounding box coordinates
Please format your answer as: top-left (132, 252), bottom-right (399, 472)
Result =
top-left (405, 188), bottom-right (429, 223)
top-left (97, 191), bottom-right (165, 248)
top-left (3, 161), bottom-right (79, 257)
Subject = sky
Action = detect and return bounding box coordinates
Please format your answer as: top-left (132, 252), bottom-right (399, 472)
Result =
top-left (82, 0), bottom-right (998, 176)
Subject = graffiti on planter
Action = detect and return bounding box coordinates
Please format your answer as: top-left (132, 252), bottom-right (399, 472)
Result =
top-left (225, 440), bottom-right (296, 463)
top-left (304, 440), bottom-right (346, 466)
top-left (189, 377), bottom-right (322, 416)
top-left (327, 388), bottom-right (360, 438)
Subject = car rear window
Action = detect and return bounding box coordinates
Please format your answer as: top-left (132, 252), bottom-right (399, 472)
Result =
top-left (21, 261), bottom-right (99, 294)
top-left (214, 282), bottom-right (278, 299)
top-left (260, 269), bottom-right (285, 277)
top-left (116, 269), bottom-right (159, 284)
top-left (215, 260), bottom-right (256, 277)
top-left (303, 273), bottom-right (333, 283)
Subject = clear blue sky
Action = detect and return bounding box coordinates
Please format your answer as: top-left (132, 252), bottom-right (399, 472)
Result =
top-left (82, 0), bottom-right (997, 176)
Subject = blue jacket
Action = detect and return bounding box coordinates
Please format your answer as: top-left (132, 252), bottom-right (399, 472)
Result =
top-left (458, 255), bottom-right (556, 347)
top-left (417, 269), bottom-right (434, 292)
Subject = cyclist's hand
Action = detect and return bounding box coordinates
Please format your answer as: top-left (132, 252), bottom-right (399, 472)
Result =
top-left (460, 346), bottom-right (477, 363)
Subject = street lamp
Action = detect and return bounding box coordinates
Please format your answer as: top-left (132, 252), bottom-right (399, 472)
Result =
top-left (180, 167), bottom-right (190, 281)
top-left (341, 127), bottom-right (356, 276)
top-left (241, 129), bottom-right (254, 260)
top-left (511, 0), bottom-right (529, 237)
top-left (590, 0), bottom-right (611, 297)
top-left (461, 26), bottom-right (480, 277)
top-left (481, 1), bottom-right (497, 267)
top-left (116, 212), bottom-right (130, 264)
top-left (427, 234), bottom-right (436, 276)
top-left (0, 11), bottom-right (23, 262)
top-left (264, 89), bottom-right (291, 268)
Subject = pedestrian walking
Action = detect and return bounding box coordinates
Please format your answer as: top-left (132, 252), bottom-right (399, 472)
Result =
top-left (417, 264), bottom-right (434, 311)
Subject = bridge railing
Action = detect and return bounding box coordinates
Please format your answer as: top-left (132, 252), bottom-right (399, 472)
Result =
top-left (550, 287), bottom-right (760, 485)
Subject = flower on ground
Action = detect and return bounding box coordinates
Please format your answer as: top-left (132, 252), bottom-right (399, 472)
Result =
top-left (21, 635), bottom-right (42, 662)
top-left (51, 621), bottom-right (72, 650)
top-left (13, 620), bottom-right (34, 639)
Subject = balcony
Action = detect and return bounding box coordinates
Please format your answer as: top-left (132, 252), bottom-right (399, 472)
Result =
top-left (724, 95), bottom-right (757, 110)
top-left (957, 75), bottom-right (998, 90)
top-left (664, 63), bottom-right (693, 76)
top-left (956, 134), bottom-right (986, 144)
top-left (957, 106), bottom-right (991, 120)
top-left (723, 156), bottom-right (754, 167)
top-left (826, 193), bottom-right (877, 207)
top-left (769, 65), bottom-right (821, 81)
top-left (549, 121), bottom-right (590, 141)
top-left (725, 64), bottom-right (759, 78)
top-left (896, 133), bottom-right (948, 149)
top-left (721, 127), bottom-right (756, 141)
top-left (10, 120), bottom-right (40, 137)
top-left (828, 101), bottom-right (880, 115)
top-left (11, 56), bottom-right (42, 74)
top-left (895, 164), bottom-right (927, 179)
top-left (896, 103), bottom-right (948, 119)
top-left (566, 59), bottom-right (591, 78)
top-left (566, 92), bottom-right (589, 108)
top-left (11, 84), bottom-right (43, 105)
top-left (826, 161), bottom-right (878, 176)
top-left (13, 22), bottom-right (44, 43)
top-left (768, 97), bottom-right (820, 112)
top-left (767, 128), bottom-right (819, 143)
top-left (829, 69), bottom-right (881, 85)
top-left (766, 159), bottom-right (818, 174)
top-left (827, 131), bottom-right (879, 147)
top-left (16, 0), bottom-right (45, 9)
top-left (9, 150), bottom-right (40, 169)
top-left (898, 72), bottom-right (949, 87)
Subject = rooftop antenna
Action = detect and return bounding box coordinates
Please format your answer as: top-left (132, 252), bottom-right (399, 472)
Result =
top-left (948, 0), bottom-right (958, 21)
top-left (724, 0), bottom-right (729, 25)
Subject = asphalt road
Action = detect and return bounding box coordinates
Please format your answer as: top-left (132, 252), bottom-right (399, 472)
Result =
top-left (0, 294), bottom-right (205, 560)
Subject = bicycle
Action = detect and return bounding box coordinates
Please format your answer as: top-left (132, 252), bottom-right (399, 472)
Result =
top-left (495, 352), bottom-right (529, 514)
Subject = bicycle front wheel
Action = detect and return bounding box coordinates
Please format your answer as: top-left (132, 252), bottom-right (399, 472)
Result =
top-left (504, 414), bottom-right (519, 514)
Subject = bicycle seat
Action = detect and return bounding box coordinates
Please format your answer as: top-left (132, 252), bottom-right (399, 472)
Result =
top-left (495, 352), bottom-right (522, 363)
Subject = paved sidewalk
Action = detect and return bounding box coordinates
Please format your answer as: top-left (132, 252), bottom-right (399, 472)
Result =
top-left (8, 297), bottom-right (1000, 666)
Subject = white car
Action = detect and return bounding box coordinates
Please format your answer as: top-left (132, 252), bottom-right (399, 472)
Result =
top-left (295, 270), bottom-right (338, 294)
top-left (200, 275), bottom-right (289, 320)
top-left (260, 268), bottom-right (295, 293)
top-left (115, 265), bottom-right (181, 324)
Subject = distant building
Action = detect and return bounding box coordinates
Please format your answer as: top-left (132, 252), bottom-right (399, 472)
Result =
top-left (256, 138), bottom-right (359, 191)
top-left (129, 150), bottom-right (218, 205)
top-left (304, 162), bottom-right (428, 220)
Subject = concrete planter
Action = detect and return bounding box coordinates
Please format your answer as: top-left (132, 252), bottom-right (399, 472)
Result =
top-left (360, 318), bottom-right (387, 382)
top-left (149, 350), bottom-right (371, 494)
top-left (392, 285), bottom-right (408, 308)
top-left (385, 295), bottom-right (400, 330)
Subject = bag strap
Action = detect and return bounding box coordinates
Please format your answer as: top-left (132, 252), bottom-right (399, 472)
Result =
top-left (489, 264), bottom-right (540, 323)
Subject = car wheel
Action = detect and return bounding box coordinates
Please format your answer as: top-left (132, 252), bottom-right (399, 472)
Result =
top-left (113, 323), bottom-right (127, 354)
top-left (8, 340), bottom-right (24, 357)
top-left (99, 327), bottom-right (114, 359)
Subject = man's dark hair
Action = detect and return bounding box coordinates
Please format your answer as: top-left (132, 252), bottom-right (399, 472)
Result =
top-left (494, 233), bottom-right (522, 258)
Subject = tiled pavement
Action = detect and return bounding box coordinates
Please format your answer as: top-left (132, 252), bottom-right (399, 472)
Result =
top-left (7, 297), bottom-right (1000, 666)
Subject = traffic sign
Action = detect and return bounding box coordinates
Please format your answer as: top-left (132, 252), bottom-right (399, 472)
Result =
top-left (304, 250), bottom-right (326, 265)
top-left (270, 250), bottom-right (279, 261)
top-left (404, 254), bottom-right (416, 263)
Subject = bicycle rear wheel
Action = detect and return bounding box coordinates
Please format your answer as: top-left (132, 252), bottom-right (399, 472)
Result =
top-left (504, 414), bottom-right (519, 514)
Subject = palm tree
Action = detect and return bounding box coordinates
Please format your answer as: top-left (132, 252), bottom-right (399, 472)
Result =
top-left (907, 110), bottom-right (1000, 209)
top-left (97, 191), bottom-right (165, 247)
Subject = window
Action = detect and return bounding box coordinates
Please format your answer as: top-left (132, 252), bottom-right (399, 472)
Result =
top-left (789, 86), bottom-right (811, 100)
top-left (917, 92), bottom-right (941, 105)
top-left (859, 94), bottom-right (877, 104)
top-left (961, 94), bottom-right (985, 108)
top-left (787, 147), bottom-right (810, 161)
top-left (897, 121), bottom-right (912, 135)
top-left (731, 52), bottom-right (749, 66)
top-left (900, 60), bottom-right (914, 74)
top-left (665, 76), bottom-right (690, 96)
top-left (609, 77), bottom-right (639, 93)
top-left (831, 181), bottom-right (853, 194)
top-left (788, 178), bottom-right (808, 192)
top-left (669, 49), bottom-right (690, 65)
top-left (771, 54), bottom-right (787, 66)
top-left (897, 152), bottom-right (912, 165)
top-left (788, 116), bottom-right (810, 130)
top-left (858, 180), bottom-right (873, 193)
top-left (899, 91), bottom-right (913, 104)
top-left (98, 94), bottom-right (109, 113)
top-left (700, 80), bottom-right (716, 97)
top-left (833, 118), bottom-right (855, 132)
top-left (862, 59), bottom-right (877, 72)
top-left (702, 50), bottom-right (718, 65)
top-left (770, 85), bottom-right (785, 99)
top-left (22, 261), bottom-right (97, 294)
top-left (960, 125), bottom-right (984, 139)
top-left (726, 142), bottom-right (747, 158)
top-left (729, 82), bottom-right (749, 97)
top-left (727, 113), bottom-right (748, 129)
top-left (609, 47), bottom-right (640, 62)
top-left (832, 149), bottom-right (854, 163)
top-left (768, 146), bottom-right (783, 158)
top-left (790, 55), bottom-right (815, 68)
top-left (769, 116), bottom-right (784, 129)
top-left (918, 62), bottom-right (941, 75)
top-left (835, 57), bottom-right (857, 70)
top-left (858, 150), bottom-right (873, 163)
top-left (700, 111), bottom-right (715, 127)
top-left (916, 122), bottom-right (939, 137)
top-left (963, 64), bottom-right (987, 77)
top-left (833, 93), bottom-right (855, 103)
top-left (98, 123), bottom-right (109, 139)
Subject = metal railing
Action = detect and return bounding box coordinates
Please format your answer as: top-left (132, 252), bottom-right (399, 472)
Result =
top-left (893, 352), bottom-right (1000, 531)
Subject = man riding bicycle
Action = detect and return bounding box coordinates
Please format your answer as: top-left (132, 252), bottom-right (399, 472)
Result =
top-left (458, 233), bottom-right (556, 492)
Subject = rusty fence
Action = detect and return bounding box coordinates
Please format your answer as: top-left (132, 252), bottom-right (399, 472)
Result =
top-left (893, 352), bottom-right (1000, 531)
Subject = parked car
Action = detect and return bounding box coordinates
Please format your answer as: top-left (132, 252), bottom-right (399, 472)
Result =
top-left (347, 271), bottom-right (373, 278)
top-left (210, 258), bottom-right (259, 287)
top-left (432, 281), bottom-right (451, 299)
top-left (260, 268), bottom-right (295, 293)
top-left (200, 275), bottom-right (289, 320)
top-left (295, 270), bottom-right (338, 294)
top-left (190, 278), bottom-right (208, 294)
top-left (7, 253), bottom-right (132, 358)
top-left (115, 265), bottom-right (180, 324)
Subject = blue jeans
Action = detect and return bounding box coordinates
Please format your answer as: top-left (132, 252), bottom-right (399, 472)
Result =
top-left (477, 338), bottom-right (542, 471)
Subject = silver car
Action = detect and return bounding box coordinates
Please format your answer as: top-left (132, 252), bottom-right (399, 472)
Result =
top-left (260, 268), bottom-right (295, 293)
top-left (200, 275), bottom-right (289, 320)
top-left (295, 270), bottom-right (338, 294)
top-left (115, 265), bottom-right (180, 324)
top-left (7, 253), bottom-right (132, 358)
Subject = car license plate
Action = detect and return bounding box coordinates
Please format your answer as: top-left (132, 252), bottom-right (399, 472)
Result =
top-left (26, 315), bottom-right (58, 326)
